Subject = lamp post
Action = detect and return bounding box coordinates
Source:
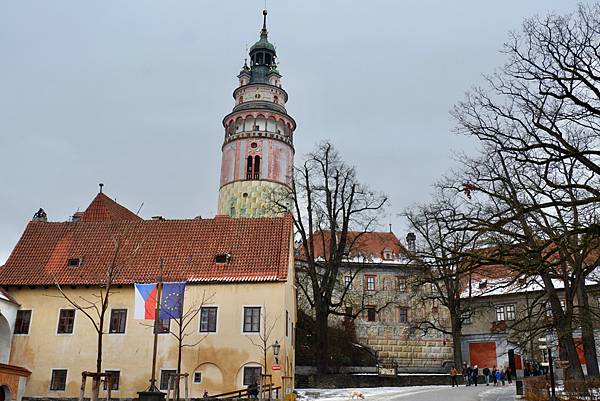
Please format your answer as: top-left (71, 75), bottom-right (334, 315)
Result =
top-left (538, 337), bottom-right (558, 401)
top-left (272, 340), bottom-right (280, 365)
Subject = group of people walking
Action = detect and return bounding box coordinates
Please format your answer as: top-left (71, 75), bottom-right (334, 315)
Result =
top-left (449, 363), bottom-right (513, 387)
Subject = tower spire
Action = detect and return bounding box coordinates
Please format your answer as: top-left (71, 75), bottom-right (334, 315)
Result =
top-left (262, 9), bottom-right (268, 34)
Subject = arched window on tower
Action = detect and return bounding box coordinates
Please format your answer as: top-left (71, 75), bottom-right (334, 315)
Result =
top-left (246, 156), bottom-right (253, 180)
top-left (253, 156), bottom-right (261, 179)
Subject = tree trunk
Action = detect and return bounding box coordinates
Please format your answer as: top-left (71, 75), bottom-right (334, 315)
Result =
top-left (450, 313), bottom-right (463, 368)
top-left (314, 301), bottom-right (330, 373)
top-left (92, 316), bottom-right (104, 401)
top-left (577, 280), bottom-right (599, 377)
top-left (542, 274), bottom-right (585, 379)
top-left (177, 334), bottom-right (183, 401)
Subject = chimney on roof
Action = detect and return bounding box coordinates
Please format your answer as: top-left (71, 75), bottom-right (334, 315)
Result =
top-left (406, 232), bottom-right (416, 252)
top-left (32, 208), bottom-right (47, 222)
top-left (72, 211), bottom-right (83, 222)
top-left (99, 183), bottom-right (104, 193)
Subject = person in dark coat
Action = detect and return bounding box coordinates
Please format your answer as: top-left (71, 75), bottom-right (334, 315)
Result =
top-left (472, 365), bottom-right (479, 386)
top-left (247, 381), bottom-right (259, 399)
top-left (462, 364), bottom-right (470, 386)
top-left (482, 367), bottom-right (491, 385)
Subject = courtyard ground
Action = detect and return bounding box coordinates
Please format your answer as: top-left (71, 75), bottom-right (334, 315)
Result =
top-left (297, 384), bottom-right (516, 401)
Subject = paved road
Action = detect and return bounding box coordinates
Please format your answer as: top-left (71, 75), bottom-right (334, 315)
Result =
top-left (299, 384), bottom-right (516, 401)
top-left (375, 385), bottom-right (516, 401)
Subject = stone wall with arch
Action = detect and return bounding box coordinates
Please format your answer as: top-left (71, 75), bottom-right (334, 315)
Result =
top-left (191, 362), bottom-right (224, 395)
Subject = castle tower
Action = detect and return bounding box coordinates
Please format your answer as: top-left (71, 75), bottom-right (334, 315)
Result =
top-left (217, 10), bottom-right (296, 218)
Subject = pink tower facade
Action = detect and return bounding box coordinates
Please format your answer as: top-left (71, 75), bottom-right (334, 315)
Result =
top-left (217, 10), bottom-right (296, 218)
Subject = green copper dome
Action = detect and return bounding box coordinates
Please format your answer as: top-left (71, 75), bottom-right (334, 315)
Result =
top-left (250, 35), bottom-right (276, 53)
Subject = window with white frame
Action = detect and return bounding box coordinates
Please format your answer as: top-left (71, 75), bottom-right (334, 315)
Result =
top-left (50, 369), bottom-right (67, 391)
top-left (57, 309), bottom-right (75, 334)
top-left (344, 275), bottom-right (353, 289)
top-left (109, 309), bottom-right (127, 334)
top-left (505, 304), bottom-right (516, 320)
top-left (495, 305), bottom-right (506, 321)
top-left (160, 370), bottom-right (176, 390)
top-left (461, 311), bottom-right (471, 325)
top-left (243, 307), bottom-right (261, 333)
top-left (365, 275), bottom-right (376, 291)
top-left (193, 371), bottom-right (202, 384)
top-left (243, 366), bottom-right (262, 386)
top-left (199, 307), bottom-right (217, 333)
top-left (14, 310), bottom-right (31, 334)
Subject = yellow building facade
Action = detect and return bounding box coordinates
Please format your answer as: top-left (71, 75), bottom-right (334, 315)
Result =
top-left (8, 278), bottom-right (296, 398)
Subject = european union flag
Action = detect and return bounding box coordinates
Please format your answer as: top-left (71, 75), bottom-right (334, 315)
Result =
top-left (159, 282), bottom-right (186, 319)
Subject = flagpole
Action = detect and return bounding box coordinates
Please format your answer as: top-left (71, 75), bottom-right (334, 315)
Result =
top-left (149, 257), bottom-right (164, 392)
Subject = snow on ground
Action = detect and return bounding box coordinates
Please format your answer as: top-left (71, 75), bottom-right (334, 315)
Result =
top-left (297, 386), bottom-right (448, 401)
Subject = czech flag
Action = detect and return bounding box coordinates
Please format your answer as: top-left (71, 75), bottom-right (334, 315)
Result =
top-left (134, 283), bottom-right (158, 320)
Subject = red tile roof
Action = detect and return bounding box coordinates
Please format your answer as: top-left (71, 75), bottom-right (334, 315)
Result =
top-left (79, 193), bottom-right (143, 222)
top-left (0, 196), bottom-right (293, 285)
top-left (303, 230), bottom-right (409, 261)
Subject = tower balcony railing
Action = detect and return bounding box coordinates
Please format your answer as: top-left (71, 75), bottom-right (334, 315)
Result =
top-left (224, 129), bottom-right (293, 145)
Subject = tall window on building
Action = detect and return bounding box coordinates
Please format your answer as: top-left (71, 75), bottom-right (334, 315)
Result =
top-left (495, 305), bottom-right (506, 321)
top-left (103, 370), bottom-right (120, 391)
top-left (160, 370), bottom-right (177, 390)
top-left (246, 156), bottom-right (253, 180)
top-left (397, 277), bottom-right (406, 292)
top-left (365, 275), bottom-right (376, 291)
top-left (199, 307), bottom-right (218, 333)
top-left (505, 304), bottom-right (516, 321)
top-left (109, 309), bottom-right (127, 334)
top-left (243, 366), bottom-right (262, 386)
top-left (14, 310), bottom-right (32, 334)
top-left (50, 369), bottom-right (68, 391)
top-left (366, 307), bottom-right (376, 322)
top-left (253, 156), bottom-right (261, 179)
top-left (344, 275), bottom-right (353, 289)
top-left (398, 307), bottom-right (408, 323)
top-left (57, 309), bottom-right (75, 334)
top-left (243, 307), bottom-right (261, 333)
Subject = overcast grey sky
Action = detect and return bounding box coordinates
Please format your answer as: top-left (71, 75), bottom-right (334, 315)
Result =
top-left (0, 1), bottom-right (591, 263)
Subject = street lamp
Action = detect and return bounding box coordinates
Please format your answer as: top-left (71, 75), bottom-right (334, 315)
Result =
top-left (272, 340), bottom-right (280, 365)
top-left (538, 337), bottom-right (557, 401)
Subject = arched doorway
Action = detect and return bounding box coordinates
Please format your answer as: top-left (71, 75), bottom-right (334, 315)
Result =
top-left (0, 314), bottom-right (11, 363)
top-left (0, 385), bottom-right (11, 401)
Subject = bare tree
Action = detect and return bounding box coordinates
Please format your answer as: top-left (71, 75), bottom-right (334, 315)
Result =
top-left (453, 3), bottom-right (600, 201)
top-left (402, 186), bottom-right (502, 368)
top-left (454, 145), bottom-right (599, 379)
top-left (271, 141), bottom-right (387, 373)
top-left (55, 232), bottom-right (142, 401)
top-left (449, 4), bottom-right (600, 379)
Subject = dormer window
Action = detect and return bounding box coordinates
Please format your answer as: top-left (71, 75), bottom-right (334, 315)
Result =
top-left (383, 248), bottom-right (393, 260)
top-left (67, 258), bottom-right (81, 268)
top-left (215, 254), bottom-right (231, 264)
